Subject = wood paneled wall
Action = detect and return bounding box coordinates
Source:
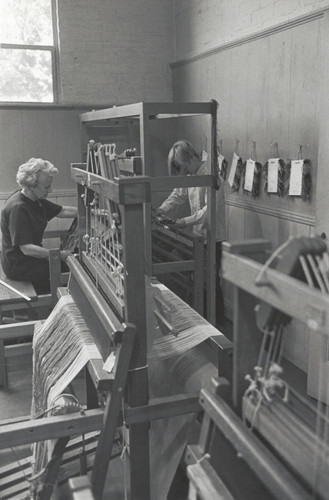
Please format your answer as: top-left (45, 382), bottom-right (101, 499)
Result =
top-left (171, 10), bottom-right (329, 371)
top-left (172, 12), bottom-right (323, 245)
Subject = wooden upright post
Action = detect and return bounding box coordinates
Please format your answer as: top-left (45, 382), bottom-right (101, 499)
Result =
top-left (121, 193), bottom-right (150, 499)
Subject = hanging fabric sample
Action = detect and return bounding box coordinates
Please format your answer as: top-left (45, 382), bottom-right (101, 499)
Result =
top-left (243, 159), bottom-right (262, 198)
top-left (217, 140), bottom-right (228, 180)
top-left (287, 157), bottom-right (312, 201)
top-left (263, 144), bottom-right (287, 196)
top-left (228, 140), bottom-right (244, 193)
top-left (243, 141), bottom-right (262, 198)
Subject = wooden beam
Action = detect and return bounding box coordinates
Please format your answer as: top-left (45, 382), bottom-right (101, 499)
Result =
top-left (4, 342), bottom-right (32, 358)
top-left (0, 320), bottom-right (41, 340)
top-left (0, 409), bottom-right (104, 449)
top-left (80, 102), bottom-right (214, 124)
top-left (222, 252), bottom-right (329, 333)
top-left (152, 260), bottom-right (196, 274)
top-left (151, 174), bottom-right (214, 193)
top-left (124, 394), bottom-right (200, 425)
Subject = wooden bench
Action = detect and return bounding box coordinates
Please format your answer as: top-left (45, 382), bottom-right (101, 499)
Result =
top-left (0, 249), bottom-right (69, 388)
top-left (0, 266), bottom-right (38, 323)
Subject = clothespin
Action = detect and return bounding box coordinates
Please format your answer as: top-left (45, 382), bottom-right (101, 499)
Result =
top-left (235, 138), bottom-right (240, 155)
top-left (250, 140), bottom-right (257, 161)
top-left (271, 142), bottom-right (279, 157)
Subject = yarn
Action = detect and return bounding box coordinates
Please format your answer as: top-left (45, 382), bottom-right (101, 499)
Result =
top-left (147, 281), bottom-right (224, 361)
top-left (31, 295), bottom-right (101, 496)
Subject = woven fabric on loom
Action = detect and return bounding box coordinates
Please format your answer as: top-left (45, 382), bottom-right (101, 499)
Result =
top-left (148, 282), bottom-right (223, 361)
top-left (147, 280), bottom-right (219, 499)
top-left (31, 295), bottom-right (101, 491)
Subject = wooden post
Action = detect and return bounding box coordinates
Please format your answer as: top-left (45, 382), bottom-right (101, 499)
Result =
top-left (193, 236), bottom-right (205, 315)
top-left (49, 249), bottom-right (61, 307)
top-left (121, 198), bottom-right (150, 500)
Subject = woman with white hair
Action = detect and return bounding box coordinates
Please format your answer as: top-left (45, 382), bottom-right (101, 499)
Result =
top-left (1, 158), bottom-right (77, 294)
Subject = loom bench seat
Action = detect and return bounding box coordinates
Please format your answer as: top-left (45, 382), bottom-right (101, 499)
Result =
top-left (0, 249), bottom-right (66, 389)
top-left (0, 265), bottom-right (38, 315)
top-left (0, 266), bottom-right (38, 388)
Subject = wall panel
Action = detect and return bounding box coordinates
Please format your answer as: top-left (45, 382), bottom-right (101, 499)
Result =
top-left (0, 108), bottom-right (83, 195)
top-left (172, 13), bottom-right (322, 252)
top-left (171, 10), bottom-right (327, 371)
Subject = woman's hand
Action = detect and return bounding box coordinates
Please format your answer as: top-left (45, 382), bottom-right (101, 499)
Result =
top-left (174, 218), bottom-right (187, 228)
top-left (60, 250), bottom-right (71, 262)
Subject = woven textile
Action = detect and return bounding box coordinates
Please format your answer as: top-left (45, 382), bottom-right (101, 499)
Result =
top-left (148, 281), bottom-right (224, 361)
top-left (31, 295), bottom-right (101, 495)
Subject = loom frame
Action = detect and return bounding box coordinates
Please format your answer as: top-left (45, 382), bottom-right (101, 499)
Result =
top-left (0, 163), bottom-right (212, 500)
top-left (185, 239), bottom-right (329, 499)
top-left (80, 101), bottom-right (219, 324)
top-left (70, 165), bottom-right (209, 499)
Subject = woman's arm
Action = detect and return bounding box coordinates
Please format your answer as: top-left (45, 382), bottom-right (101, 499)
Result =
top-left (57, 206), bottom-right (78, 218)
top-left (180, 203), bottom-right (207, 227)
top-left (20, 244), bottom-right (71, 262)
top-left (158, 188), bottom-right (188, 215)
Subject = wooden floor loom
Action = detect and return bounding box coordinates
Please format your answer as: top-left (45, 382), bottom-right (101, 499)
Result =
top-left (77, 139), bottom-right (209, 317)
top-left (185, 237), bottom-right (329, 500)
top-left (0, 147), bottom-right (228, 500)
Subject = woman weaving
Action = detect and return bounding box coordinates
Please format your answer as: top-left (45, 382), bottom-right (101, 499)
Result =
top-left (156, 140), bottom-right (226, 326)
top-left (1, 158), bottom-right (77, 294)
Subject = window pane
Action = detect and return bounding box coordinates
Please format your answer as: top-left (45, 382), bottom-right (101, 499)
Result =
top-left (0, 0), bottom-right (53, 45)
top-left (0, 48), bottom-right (53, 102)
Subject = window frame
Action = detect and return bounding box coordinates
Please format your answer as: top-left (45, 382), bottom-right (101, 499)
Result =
top-left (0, 0), bottom-right (61, 105)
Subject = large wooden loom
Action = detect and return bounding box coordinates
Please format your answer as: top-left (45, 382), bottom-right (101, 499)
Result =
top-left (0, 142), bottom-right (227, 499)
top-left (80, 101), bottom-right (220, 324)
top-left (77, 138), bottom-right (207, 317)
top-left (185, 238), bottom-right (329, 500)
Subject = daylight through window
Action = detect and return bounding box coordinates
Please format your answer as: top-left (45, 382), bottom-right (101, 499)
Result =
top-left (0, 0), bottom-right (56, 103)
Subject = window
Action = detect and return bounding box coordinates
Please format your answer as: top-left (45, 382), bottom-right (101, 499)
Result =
top-left (0, 0), bottom-right (58, 103)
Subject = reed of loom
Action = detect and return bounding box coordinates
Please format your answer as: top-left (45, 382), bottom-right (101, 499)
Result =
top-left (213, 238), bottom-right (329, 499)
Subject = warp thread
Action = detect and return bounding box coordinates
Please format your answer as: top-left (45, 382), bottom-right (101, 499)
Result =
top-left (148, 283), bottom-right (223, 361)
top-left (30, 295), bottom-right (101, 498)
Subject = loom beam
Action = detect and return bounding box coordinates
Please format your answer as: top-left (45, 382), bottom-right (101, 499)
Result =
top-left (186, 380), bottom-right (312, 500)
top-left (190, 238), bottom-right (329, 500)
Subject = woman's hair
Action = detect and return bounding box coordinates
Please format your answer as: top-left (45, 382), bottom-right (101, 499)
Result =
top-left (16, 158), bottom-right (59, 188)
top-left (167, 140), bottom-right (199, 175)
